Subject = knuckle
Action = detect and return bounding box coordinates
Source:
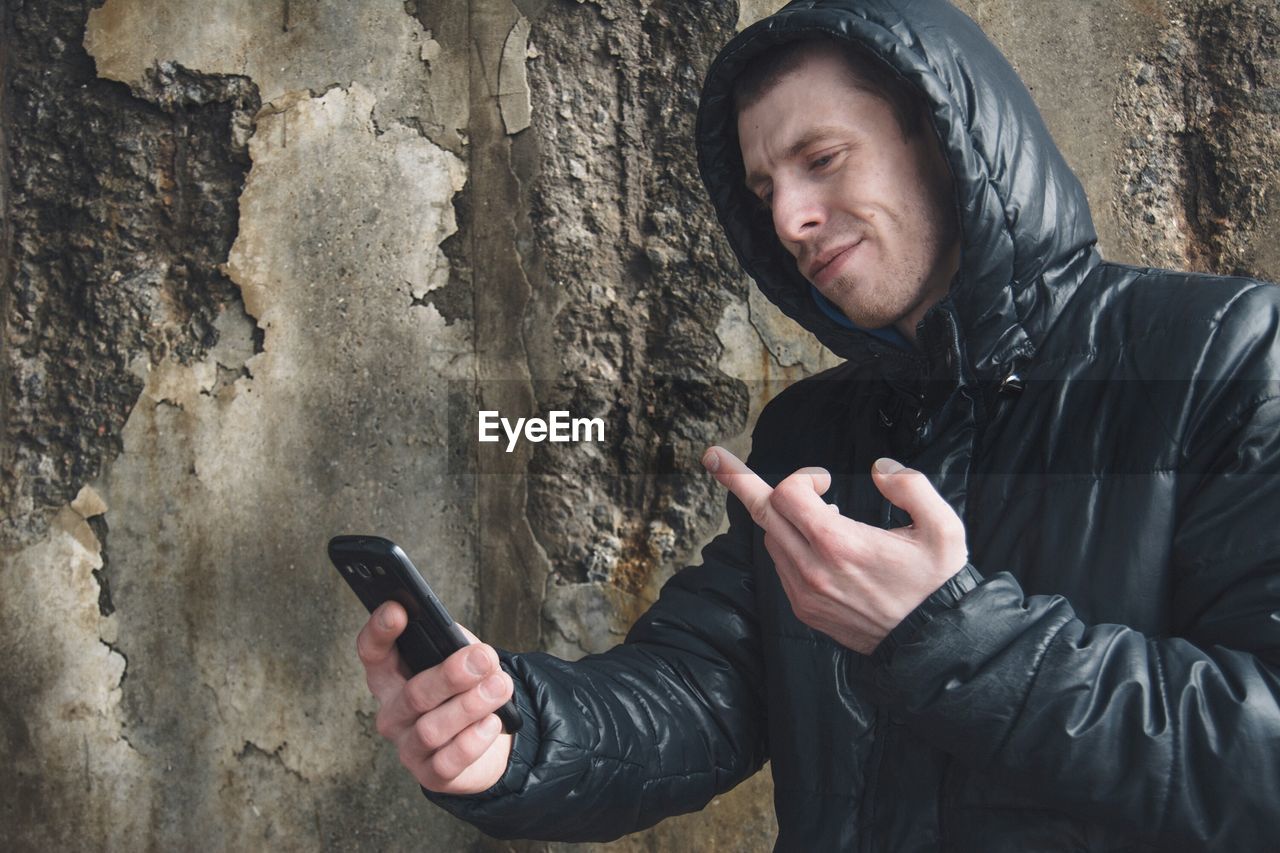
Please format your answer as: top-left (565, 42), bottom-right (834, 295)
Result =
top-left (404, 676), bottom-right (439, 716)
top-left (799, 569), bottom-right (834, 602)
top-left (415, 715), bottom-right (448, 753)
top-left (457, 686), bottom-right (488, 719)
top-left (749, 495), bottom-right (771, 526)
top-left (930, 517), bottom-right (964, 550)
top-left (463, 720), bottom-right (496, 760)
top-left (428, 748), bottom-right (461, 782)
top-left (771, 479), bottom-right (797, 508)
top-left (792, 597), bottom-right (819, 624)
top-left (811, 529), bottom-right (842, 564)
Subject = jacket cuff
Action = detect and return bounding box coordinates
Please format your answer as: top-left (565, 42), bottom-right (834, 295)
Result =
top-left (870, 563), bottom-right (984, 671)
top-left (421, 650), bottom-right (541, 810)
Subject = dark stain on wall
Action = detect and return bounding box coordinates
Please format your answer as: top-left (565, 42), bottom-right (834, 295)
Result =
top-left (1, 0), bottom-right (258, 549)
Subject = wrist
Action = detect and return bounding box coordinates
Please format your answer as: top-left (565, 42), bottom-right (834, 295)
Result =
top-left (872, 563), bottom-right (983, 665)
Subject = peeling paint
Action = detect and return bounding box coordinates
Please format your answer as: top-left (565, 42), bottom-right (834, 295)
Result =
top-left (0, 500), bottom-right (151, 849)
top-left (84, 0), bottom-right (461, 140)
top-left (3, 3), bottom-right (256, 550)
top-left (37, 75), bottom-right (474, 848)
top-left (500, 16), bottom-right (534, 134)
top-left (71, 485), bottom-right (109, 521)
top-left (737, 0), bottom-right (788, 31)
top-left (715, 284), bottom-right (841, 462)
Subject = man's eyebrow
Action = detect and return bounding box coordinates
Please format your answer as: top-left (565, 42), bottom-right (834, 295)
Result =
top-left (744, 125), bottom-right (850, 191)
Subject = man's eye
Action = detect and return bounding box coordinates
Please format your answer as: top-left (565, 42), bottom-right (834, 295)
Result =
top-left (811, 154), bottom-right (834, 169)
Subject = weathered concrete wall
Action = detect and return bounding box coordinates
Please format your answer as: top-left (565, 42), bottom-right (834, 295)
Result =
top-left (2, 0), bottom-right (1277, 850)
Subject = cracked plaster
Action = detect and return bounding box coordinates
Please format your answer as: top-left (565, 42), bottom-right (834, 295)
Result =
top-left (20, 16), bottom-right (479, 836)
top-left (89, 79), bottom-right (474, 816)
top-left (715, 284), bottom-right (842, 465)
top-left (500, 16), bottom-right (535, 134)
top-left (738, 0), bottom-right (787, 30)
top-left (85, 0), bottom-right (465, 145)
top-left (0, 491), bottom-right (152, 850)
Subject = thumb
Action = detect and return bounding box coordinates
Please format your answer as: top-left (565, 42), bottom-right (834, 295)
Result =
top-left (870, 458), bottom-right (958, 534)
top-left (793, 466), bottom-right (832, 498)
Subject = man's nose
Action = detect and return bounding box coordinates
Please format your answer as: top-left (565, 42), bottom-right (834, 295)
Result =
top-left (770, 183), bottom-right (825, 248)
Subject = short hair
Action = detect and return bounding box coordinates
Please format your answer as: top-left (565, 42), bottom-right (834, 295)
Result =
top-left (731, 37), bottom-right (926, 139)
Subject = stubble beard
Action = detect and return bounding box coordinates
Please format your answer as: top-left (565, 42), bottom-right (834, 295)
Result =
top-left (821, 197), bottom-right (956, 334)
top-left (820, 237), bottom-right (935, 332)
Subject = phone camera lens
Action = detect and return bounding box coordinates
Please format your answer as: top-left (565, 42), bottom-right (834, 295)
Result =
top-left (355, 563), bottom-right (372, 579)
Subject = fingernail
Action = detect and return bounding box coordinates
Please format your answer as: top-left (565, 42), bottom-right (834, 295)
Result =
top-left (702, 449), bottom-right (720, 472)
top-left (479, 672), bottom-right (506, 700)
top-left (479, 715), bottom-right (501, 736)
top-left (874, 457), bottom-right (905, 475)
top-left (378, 605), bottom-right (394, 630)
top-left (465, 645), bottom-right (490, 676)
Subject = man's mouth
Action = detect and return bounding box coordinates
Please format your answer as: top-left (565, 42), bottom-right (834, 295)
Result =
top-left (807, 240), bottom-right (863, 284)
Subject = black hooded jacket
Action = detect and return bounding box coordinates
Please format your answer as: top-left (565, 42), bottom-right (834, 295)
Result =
top-left (427, 1), bottom-right (1280, 848)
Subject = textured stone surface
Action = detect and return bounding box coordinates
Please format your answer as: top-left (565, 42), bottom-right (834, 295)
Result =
top-left (5, 0), bottom-right (1280, 850)
top-left (1, 0), bottom-right (257, 549)
top-left (1113, 0), bottom-right (1280, 279)
top-left (953, 1), bottom-right (1165, 263)
top-left (521, 0), bottom-right (748, 614)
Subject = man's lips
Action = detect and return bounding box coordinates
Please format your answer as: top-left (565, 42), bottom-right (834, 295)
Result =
top-left (806, 240), bottom-right (863, 283)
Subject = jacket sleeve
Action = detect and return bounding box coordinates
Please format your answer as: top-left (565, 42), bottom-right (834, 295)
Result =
top-left (422, 488), bottom-right (768, 842)
top-left (867, 342), bottom-right (1280, 842)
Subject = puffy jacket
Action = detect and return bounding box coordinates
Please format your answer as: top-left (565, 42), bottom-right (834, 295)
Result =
top-left (427, 0), bottom-right (1280, 849)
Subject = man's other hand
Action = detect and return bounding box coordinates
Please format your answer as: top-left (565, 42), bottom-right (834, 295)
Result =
top-left (702, 446), bottom-right (968, 654)
top-left (356, 602), bottom-right (514, 794)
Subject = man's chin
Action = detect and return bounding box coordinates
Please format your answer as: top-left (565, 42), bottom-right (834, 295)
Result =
top-left (828, 300), bottom-right (895, 332)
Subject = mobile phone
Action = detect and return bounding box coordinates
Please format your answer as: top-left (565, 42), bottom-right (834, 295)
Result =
top-left (328, 534), bottom-right (522, 734)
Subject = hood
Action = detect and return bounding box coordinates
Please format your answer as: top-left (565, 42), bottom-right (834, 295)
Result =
top-left (696, 0), bottom-right (1099, 380)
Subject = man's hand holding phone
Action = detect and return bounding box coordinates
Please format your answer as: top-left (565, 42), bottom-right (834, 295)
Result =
top-left (357, 601), bottom-right (514, 795)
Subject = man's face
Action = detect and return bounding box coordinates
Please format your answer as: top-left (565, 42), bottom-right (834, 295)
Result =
top-left (737, 49), bottom-right (959, 341)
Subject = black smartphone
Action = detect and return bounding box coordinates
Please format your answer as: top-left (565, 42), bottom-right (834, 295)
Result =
top-left (328, 534), bottom-right (522, 734)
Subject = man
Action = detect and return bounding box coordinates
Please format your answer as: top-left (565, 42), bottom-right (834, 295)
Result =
top-left (357, 0), bottom-right (1280, 848)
